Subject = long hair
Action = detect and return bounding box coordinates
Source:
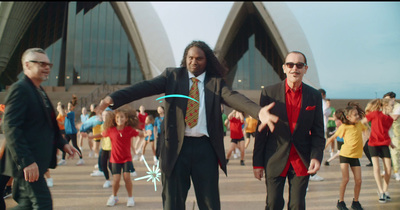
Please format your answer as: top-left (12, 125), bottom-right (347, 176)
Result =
top-left (180, 40), bottom-right (227, 77)
top-left (347, 101), bottom-right (365, 118)
top-left (103, 108), bottom-right (139, 131)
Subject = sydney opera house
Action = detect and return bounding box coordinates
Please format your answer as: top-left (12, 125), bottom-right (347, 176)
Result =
top-left (0, 2), bottom-right (321, 111)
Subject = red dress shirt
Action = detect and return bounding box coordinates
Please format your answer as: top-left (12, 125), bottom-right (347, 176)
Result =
top-left (279, 81), bottom-right (308, 177)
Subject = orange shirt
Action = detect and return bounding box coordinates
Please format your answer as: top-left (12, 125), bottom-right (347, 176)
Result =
top-left (56, 113), bottom-right (66, 130)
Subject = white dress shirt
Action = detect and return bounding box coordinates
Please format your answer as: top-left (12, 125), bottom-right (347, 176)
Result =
top-left (184, 71), bottom-right (209, 137)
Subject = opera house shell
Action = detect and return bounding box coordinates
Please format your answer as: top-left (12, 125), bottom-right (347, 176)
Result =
top-left (0, 2), bottom-right (320, 110)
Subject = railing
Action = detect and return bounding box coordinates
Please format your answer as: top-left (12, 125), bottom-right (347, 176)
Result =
top-left (78, 83), bottom-right (120, 110)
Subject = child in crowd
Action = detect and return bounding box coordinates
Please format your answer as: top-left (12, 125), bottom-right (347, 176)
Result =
top-left (142, 115), bottom-right (157, 163)
top-left (244, 115), bottom-right (258, 149)
top-left (102, 108), bottom-right (144, 207)
top-left (362, 98), bottom-right (396, 203)
top-left (84, 109), bottom-right (114, 188)
top-left (324, 109), bottom-right (344, 165)
top-left (325, 103), bottom-right (368, 210)
top-left (59, 102), bottom-right (84, 166)
top-left (226, 110), bottom-right (245, 165)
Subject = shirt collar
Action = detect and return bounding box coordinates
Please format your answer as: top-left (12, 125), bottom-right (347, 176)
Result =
top-left (188, 71), bottom-right (206, 83)
top-left (285, 79), bottom-right (303, 93)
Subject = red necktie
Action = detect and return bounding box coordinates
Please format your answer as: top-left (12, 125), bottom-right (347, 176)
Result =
top-left (185, 78), bottom-right (199, 128)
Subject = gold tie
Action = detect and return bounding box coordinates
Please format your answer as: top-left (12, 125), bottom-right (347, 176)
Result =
top-left (185, 77), bottom-right (200, 128)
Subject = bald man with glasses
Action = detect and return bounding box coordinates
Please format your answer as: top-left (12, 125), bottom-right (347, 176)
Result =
top-left (253, 51), bottom-right (325, 210)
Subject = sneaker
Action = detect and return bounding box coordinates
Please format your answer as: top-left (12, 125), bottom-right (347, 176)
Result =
top-left (3, 187), bottom-right (12, 199)
top-left (106, 195), bottom-right (119, 206)
top-left (127, 197), bottom-right (135, 207)
top-left (76, 159), bottom-right (84, 165)
top-left (324, 161), bottom-right (330, 166)
top-left (130, 171), bottom-right (137, 177)
top-left (365, 162), bottom-right (373, 167)
top-left (94, 164), bottom-right (99, 169)
top-left (90, 170), bottom-right (104, 177)
top-left (351, 199), bottom-right (363, 210)
top-left (139, 155), bottom-right (144, 162)
top-left (88, 150), bottom-right (94, 158)
top-left (394, 173), bottom-right (400, 181)
top-left (103, 180), bottom-right (111, 188)
top-left (233, 153), bottom-right (238, 159)
top-left (240, 160), bottom-right (245, 166)
top-left (385, 192), bottom-right (391, 201)
top-left (57, 159), bottom-right (66, 166)
top-left (337, 200), bottom-right (349, 210)
top-left (378, 192), bottom-right (386, 203)
top-left (309, 174), bottom-right (324, 181)
top-left (46, 178), bottom-right (53, 188)
top-left (153, 156), bottom-right (158, 162)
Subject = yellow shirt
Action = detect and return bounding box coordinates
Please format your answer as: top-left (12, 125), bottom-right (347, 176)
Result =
top-left (100, 124), bottom-right (112, 151)
top-left (245, 117), bottom-right (258, 133)
top-left (336, 122), bottom-right (367, 158)
top-left (92, 124), bottom-right (102, 140)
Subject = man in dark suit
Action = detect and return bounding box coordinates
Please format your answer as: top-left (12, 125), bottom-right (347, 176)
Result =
top-left (253, 51), bottom-right (325, 210)
top-left (0, 48), bottom-right (80, 209)
top-left (96, 40), bottom-right (277, 210)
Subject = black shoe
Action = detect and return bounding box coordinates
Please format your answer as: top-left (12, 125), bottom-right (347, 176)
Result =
top-left (3, 187), bottom-right (12, 199)
top-left (324, 161), bottom-right (330, 166)
top-left (366, 162), bottom-right (373, 167)
top-left (240, 160), bottom-right (245, 166)
top-left (337, 200), bottom-right (349, 210)
top-left (351, 199), bottom-right (363, 210)
top-left (385, 192), bottom-right (391, 201)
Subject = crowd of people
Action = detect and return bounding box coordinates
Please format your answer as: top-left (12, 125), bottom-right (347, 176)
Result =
top-left (0, 45), bottom-right (399, 210)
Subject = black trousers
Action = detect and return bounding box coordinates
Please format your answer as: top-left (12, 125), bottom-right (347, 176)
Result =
top-left (162, 136), bottom-right (220, 210)
top-left (12, 175), bottom-right (52, 210)
top-left (265, 166), bottom-right (310, 210)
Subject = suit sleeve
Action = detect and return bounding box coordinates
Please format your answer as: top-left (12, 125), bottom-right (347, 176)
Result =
top-left (220, 79), bottom-right (261, 119)
top-left (109, 69), bottom-right (169, 109)
top-left (253, 88), bottom-right (269, 168)
top-left (3, 84), bottom-right (35, 170)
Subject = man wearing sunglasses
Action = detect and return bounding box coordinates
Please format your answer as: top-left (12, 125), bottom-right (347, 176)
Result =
top-left (0, 48), bottom-right (80, 209)
top-left (253, 51), bottom-right (325, 210)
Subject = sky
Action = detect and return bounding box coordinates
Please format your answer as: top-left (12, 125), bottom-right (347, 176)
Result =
top-left (151, 2), bottom-right (400, 99)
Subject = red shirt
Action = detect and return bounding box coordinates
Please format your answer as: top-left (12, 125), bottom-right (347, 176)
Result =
top-left (102, 126), bottom-right (139, 163)
top-left (229, 117), bottom-right (244, 139)
top-left (366, 111), bottom-right (393, 146)
top-left (280, 81), bottom-right (308, 177)
top-left (138, 112), bottom-right (148, 130)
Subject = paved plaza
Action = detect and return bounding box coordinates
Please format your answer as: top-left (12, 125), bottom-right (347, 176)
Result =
top-left (2, 134), bottom-right (400, 209)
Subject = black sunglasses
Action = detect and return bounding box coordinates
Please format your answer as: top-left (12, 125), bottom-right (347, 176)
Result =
top-left (285, 62), bottom-right (306, 69)
top-left (29, 60), bottom-right (53, 68)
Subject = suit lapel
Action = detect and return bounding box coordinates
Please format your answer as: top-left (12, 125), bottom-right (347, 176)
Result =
top-left (178, 70), bottom-right (190, 117)
top-left (204, 74), bottom-right (215, 123)
top-left (294, 83), bottom-right (308, 134)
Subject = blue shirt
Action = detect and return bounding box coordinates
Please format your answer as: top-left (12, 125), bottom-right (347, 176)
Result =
top-left (145, 124), bottom-right (154, 141)
top-left (154, 116), bottom-right (164, 134)
top-left (64, 111), bottom-right (77, 134)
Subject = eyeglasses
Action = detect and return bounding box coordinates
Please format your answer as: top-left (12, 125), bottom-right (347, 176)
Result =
top-left (285, 62), bottom-right (306, 69)
top-left (28, 60), bottom-right (53, 68)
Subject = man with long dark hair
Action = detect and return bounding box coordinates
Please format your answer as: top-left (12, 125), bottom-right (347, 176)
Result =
top-left (96, 40), bottom-right (277, 209)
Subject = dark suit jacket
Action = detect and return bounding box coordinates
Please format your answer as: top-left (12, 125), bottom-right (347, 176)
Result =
top-left (253, 80), bottom-right (325, 178)
top-left (109, 67), bottom-right (261, 177)
top-left (0, 75), bottom-right (67, 177)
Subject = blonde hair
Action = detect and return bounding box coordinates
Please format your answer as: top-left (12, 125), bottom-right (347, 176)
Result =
top-left (365, 98), bottom-right (382, 114)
